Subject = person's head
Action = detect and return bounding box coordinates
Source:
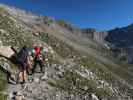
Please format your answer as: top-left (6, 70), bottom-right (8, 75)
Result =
top-left (23, 45), bottom-right (27, 50)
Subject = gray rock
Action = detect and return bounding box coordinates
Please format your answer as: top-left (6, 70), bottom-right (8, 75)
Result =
top-left (0, 40), bottom-right (2, 46)
top-left (91, 93), bottom-right (99, 100)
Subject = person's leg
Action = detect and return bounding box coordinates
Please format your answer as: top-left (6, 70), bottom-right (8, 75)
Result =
top-left (22, 71), bottom-right (25, 83)
top-left (27, 58), bottom-right (33, 74)
top-left (19, 71), bottom-right (23, 84)
top-left (39, 60), bottom-right (44, 72)
top-left (18, 62), bottom-right (24, 84)
top-left (23, 70), bottom-right (27, 82)
top-left (21, 62), bottom-right (27, 83)
top-left (24, 62), bottom-right (28, 82)
top-left (32, 60), bottom-right (37, 74)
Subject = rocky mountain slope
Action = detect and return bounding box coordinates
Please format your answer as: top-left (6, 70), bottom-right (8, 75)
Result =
top-left (105, 24), bottom-right (133, 63)
top-left (0, 4), bottom-right (133, 100)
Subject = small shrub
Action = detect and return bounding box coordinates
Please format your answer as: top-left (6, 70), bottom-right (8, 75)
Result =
top-left (0, 7), bottom-right (6, 13)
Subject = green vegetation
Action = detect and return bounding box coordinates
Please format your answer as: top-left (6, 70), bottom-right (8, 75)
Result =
top-left (0, 94), bottom-right (7, 100)
top-left (0, 10), bottom-right (40, 100)
top-left (40, 32), bottom-right (131, 98)
top-left (80, 57), bottom-right (133, 97)
top-left (0, 12), bottom-right (42, 48)
top-left (43, 16), bottom-right (54, 26)
top-left (0, 6), bottom-right (6, 13)
top-left (0, 70), bottom-right (6, 91)
top-left (40, 32), bottom-right (81, 59)
top-left (48, 70), bottom-right (114, 99)
top-left (0, 69), bottom-right (7, 99)
top-left (58, 19), bottom-right (74, 32)
top-left (58, 20), bottom-right (67, 26)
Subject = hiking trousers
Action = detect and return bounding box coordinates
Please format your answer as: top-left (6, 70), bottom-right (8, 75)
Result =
top-left (32, 59), bottom-right (43, 73)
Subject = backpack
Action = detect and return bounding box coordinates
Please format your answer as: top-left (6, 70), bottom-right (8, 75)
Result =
top-left (34, 46), bottom-right (43, 61)
top-left (34, 46), bottom-right (41, 57)
top-left (17, 47), bottom-right (28, 63)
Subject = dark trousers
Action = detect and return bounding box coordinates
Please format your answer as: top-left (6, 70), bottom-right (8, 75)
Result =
top-left (32, 59), bottom-right (43, 73)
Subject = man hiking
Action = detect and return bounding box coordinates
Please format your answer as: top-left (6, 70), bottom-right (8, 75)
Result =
top-left (32, 44), bottom-right (44, 74)
top-left (17, 46), bottom-right (29, 84)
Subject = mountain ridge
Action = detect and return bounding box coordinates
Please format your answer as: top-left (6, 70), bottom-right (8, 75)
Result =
top-left (105, 23), bottom-right (133, 63)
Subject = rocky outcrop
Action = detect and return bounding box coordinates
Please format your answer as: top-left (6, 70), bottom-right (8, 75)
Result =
top-left (0, 46), bottom-right (15, 58)
top-left (81, 28), bottom-right (107, 44)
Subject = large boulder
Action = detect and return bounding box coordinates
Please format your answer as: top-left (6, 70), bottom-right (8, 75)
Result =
top-left (0, 46), bottom-right (15, 58)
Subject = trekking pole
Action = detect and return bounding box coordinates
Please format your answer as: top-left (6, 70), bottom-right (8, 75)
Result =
top-left (11, 46), bottom-right (18, 54)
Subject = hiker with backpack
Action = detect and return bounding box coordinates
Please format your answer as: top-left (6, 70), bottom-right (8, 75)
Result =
top-left (32, 44), bottom-right (44, 74)
top-left (0, 45), bottom-right (34, 84)
top-left (17, 46), bottom-right (29, 84)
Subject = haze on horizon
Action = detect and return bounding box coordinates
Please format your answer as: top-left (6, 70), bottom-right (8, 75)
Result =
top-left (0, 0), bottom-right (133, 30)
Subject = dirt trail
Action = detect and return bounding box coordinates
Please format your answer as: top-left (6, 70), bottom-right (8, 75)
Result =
top-left (6, 64), bottom-right (58, 100)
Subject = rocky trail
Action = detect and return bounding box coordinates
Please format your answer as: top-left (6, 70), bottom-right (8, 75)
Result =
top-left (4, 59), bottom-right (129, 100)
top-left (7, 73), bottom-right (50, 100)
top-left (6, 63), bottom-right (60, 100)
top-left (5, 61), bottom-right (67, 100)
top-left (4, 60), bottom-right (102, 100)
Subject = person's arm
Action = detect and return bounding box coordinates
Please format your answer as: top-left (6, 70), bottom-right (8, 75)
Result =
top-left (27, 56), bottom-right (33, 69)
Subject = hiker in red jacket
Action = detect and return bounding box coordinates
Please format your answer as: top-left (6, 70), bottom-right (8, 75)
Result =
top-left (32, 45), bottom-right (44, 74)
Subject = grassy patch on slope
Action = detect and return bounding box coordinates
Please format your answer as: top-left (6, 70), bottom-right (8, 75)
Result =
top-left (48, 70), bottom-right (113, 99)
top-left (0, 70), bottom-right (7, 100)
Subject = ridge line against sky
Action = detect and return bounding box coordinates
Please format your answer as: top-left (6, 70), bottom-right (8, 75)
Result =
top-left (0, 0), bottom-right (133, 30)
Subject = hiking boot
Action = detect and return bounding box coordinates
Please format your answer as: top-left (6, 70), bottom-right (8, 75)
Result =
top-left (28, 74), bottom-right (33, 83)
top-left (20, 80), bottom-right (25, 85)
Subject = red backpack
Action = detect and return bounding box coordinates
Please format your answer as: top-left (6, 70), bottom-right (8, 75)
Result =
top-left (34, 46), bottom-right (41, 58)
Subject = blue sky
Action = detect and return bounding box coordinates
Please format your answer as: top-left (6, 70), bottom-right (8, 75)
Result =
top-left (0, 0), bottom-right (133, 30)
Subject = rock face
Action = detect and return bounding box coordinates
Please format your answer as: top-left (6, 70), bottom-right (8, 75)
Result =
top-left (105, 24), bottom-right (133, 63)
top-left (0, 4), bottom-right (133, 100)
top-left (106, 24), bottom-right (133, 47)
top-left (81, 28), bottom-right (107, 43)
top-left (0, 40), bottom-right (3, 46)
